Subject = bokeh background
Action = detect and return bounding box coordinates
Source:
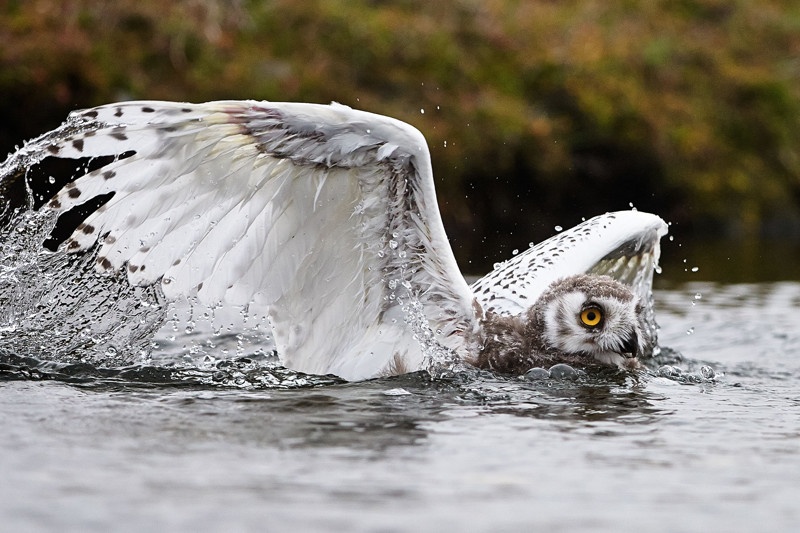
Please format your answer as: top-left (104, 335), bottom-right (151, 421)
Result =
top-left (2, 0), bottom-right (799, 278)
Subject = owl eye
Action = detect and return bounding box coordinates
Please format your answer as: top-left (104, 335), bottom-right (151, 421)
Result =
top-left (580, 306), bottom-right (603, 327)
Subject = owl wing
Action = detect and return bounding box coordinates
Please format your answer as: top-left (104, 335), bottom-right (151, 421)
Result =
top-left (471, 211), bottom-right (668, 317)
top-left (9, 100), bottom-right (480, 380)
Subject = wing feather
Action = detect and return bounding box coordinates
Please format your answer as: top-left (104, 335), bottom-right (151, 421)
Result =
top-left (30, 100), bottom-right (479, 380)
top-left (471, 211), bottom-right (667, 314)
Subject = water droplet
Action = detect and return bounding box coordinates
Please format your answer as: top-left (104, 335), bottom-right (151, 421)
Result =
top-left (686, 327), bottom-right (695, 335)
top-left (658, 365), bottom-right (682, 378)
top-left (389, 240), bottom-right (398, 249)
top-left (524, 367), bottom-right (550, 380)
top-left (48, 176), bottom-right (56, 184)
top-left (420, 108), bottom-right (425, 114)
top-left (700, 365), bottom-right (716, 379)
top-left (554, 225), bottom-right (563, 232)
top-left (691, 267), bottom-right (699, 273)
top-left (383, 388), bottom-right (412, 396)
top-left (548, 363), bottom-right (582, 379)
top-left (512, 249), bottom-right (519, 255)
top-left (694, 293), bottom-right (702, 300)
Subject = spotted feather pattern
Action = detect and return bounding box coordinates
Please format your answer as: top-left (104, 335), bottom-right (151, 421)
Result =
top-left (471, 211), bottom-right (667, 316)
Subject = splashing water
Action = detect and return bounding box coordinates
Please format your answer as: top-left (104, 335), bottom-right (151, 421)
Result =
top-left (401, 296), bottom-right (467, 378)
top-left (0, 136), bottom-right (300, 384)
top-left (0, 209), bottom-right (336, 387)
top-left (0, 206), bottom-right (334, 387)
top-left (0, 207), bottom-right (166, 365)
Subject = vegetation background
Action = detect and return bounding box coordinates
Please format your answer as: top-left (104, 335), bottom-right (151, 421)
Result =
top-left (1, 0), bottom-right (799, 277)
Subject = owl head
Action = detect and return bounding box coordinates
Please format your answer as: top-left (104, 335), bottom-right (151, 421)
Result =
top-left (532, 275), bottom-right (646, 368)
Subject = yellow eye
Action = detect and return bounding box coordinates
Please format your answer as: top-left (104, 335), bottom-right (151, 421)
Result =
top-left (580, 307), bottom-right (603, 327)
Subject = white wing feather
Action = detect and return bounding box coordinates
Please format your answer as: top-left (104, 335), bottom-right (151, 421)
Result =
top-left (38, 100), bottom-right (479, 380)
top-left (471, 211), bottom-right (667, 316)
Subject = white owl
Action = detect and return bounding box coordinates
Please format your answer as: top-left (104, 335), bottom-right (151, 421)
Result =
top-left (0, 101), bottom-right (667, 380)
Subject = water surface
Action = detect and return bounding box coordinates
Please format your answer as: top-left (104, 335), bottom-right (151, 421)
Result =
top-left (2, 281), bottom-right (799, 532)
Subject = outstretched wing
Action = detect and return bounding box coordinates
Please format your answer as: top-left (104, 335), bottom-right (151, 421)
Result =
top-left (471, 211), bottom-right (667, 350)
top-left (10, 100), bottom-right (479, 380)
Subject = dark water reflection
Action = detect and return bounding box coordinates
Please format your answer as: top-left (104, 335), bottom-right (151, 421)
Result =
top-left (1, 359), bottom-right (673, 451)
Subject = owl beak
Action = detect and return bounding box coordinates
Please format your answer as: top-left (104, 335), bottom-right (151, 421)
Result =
top-left (619, 331), bottom-right (640, 359)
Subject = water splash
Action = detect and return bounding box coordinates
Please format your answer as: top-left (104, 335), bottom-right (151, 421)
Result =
top-left (0, 207), bottom-right (166, 366)
top-left (654, 363), bottom-right (720, 384)
top-left (400, 296), bottom-right (466, 378)
top-left (0, 351), bottom-right (345, 389)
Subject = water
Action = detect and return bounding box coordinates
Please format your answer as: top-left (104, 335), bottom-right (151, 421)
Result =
top-left (3, 104), bottom-right (797, 531)
top-left (2, 279), bottom-right (799, 532)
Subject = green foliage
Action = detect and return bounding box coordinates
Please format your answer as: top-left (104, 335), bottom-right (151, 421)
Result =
top-left (1, 0), bottom-right (798, 269)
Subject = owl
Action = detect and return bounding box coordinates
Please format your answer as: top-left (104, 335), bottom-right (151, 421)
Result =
top-left (0, 100), bottom-right (667, 380)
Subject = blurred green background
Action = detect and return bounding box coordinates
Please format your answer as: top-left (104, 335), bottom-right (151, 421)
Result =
top-left (2, 0), bottom-right (799, 278)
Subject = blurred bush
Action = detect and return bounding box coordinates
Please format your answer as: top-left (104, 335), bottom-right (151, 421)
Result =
top-left (1, 0), bottom-right (799, 270)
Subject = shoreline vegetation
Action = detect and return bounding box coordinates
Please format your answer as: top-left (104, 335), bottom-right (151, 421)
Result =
top-left (2, 0), bottom-right (799, 275)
